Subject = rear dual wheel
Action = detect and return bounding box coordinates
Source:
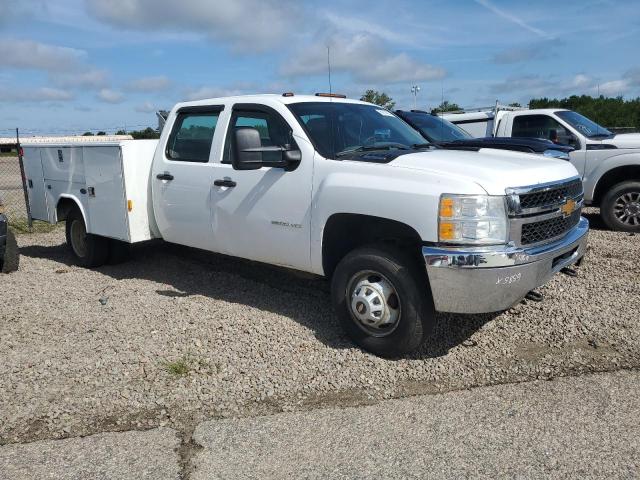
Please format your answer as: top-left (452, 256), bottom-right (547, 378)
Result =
top-left (331, 244), bottom-right (435, 358)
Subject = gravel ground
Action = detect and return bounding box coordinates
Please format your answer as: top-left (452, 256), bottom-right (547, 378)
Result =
top-left (1, 208), bottom-right (639, 444)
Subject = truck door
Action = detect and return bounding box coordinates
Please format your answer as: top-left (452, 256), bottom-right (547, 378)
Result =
top-left (209, 104), bottom-right (313, 270)
top-left (151, 106), bottom-right (224, 251)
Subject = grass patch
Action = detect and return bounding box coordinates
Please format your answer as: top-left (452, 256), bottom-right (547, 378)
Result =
top-left (164, 358), bottom-right (190, 376)
top-left (8, 218), bottom-right (61, 234)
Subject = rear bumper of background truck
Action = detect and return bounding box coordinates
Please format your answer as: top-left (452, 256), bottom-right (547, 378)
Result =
top-left (422, 217), bottom-right (589, 314)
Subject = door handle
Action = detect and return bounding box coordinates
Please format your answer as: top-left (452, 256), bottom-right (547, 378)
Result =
top-left (214, 179), bottom-right (236, 187)
top-left (156, 172), bottom-right (174, 181)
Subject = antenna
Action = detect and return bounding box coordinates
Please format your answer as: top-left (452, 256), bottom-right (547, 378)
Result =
top-left (440, 81), bottom-right (444, 140)
top-left (327, 45), bottom-right (332, 98)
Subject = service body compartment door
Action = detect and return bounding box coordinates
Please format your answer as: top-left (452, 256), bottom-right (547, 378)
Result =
top-left (40, 147), bottom-right (85, 183)
top-left (21, 146), bottom-right (49, 221)
top-left (83, 146), bottom-right (129, 241)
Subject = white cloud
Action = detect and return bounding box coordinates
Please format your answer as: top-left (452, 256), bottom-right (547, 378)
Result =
top-left (51, 68), bottom-right (109, 89)
top-left (97, 88), bottom-right (124, 103)
top-left (0, 87), bottom-right (74, 102)
top-left (126, 75), bottom-right (171, 92)
top-left (85, 0), bottom-right (301, 52)
top-left (281, 32), bottom-right (445, 84)
top-left (184, 86), bottom-right (250, 101)
top-left (0, 38), bottom-right (85, 72)
top-left (135, 101), bottom-right (157, 113)
top-left (597, 79), bottom-right (630, 96)
top-left (570, 74), bottom-right (593, 89)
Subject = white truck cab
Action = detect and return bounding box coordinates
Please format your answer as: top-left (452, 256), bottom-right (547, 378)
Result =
top-left (21, 94), bottom-right (589, 357)
top-left (445, 107), bottom-right (640, 232)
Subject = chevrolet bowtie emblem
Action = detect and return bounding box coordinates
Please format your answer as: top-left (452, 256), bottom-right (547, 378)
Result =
top-left (560, 198), bottom-right (576, 217)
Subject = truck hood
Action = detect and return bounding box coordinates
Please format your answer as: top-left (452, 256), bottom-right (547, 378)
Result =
top-left (389, 148), bottom-right (580, 195)
top-left (602, 133), bottom-right (640, 149)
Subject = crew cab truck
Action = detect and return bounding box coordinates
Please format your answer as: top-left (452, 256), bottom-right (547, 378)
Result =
top-left (444, 107), bottom-right (640, 232)
top-left (21, 94), bottom-right (589, 357)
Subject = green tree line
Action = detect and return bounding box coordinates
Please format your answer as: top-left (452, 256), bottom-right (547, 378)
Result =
top-left (529, 95), bottom-right (640, 130)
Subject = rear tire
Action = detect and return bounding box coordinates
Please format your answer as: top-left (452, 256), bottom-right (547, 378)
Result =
top-left (331, 244), bottom-right (435, 358)
top-left (1, 228), bottom-right (20, 273)
top-left (65, 207), bottom-right (109, 267)
top-left (600, 181), bottom-right (640, 232)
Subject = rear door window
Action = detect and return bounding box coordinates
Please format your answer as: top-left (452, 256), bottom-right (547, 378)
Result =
top-left (166, 111), bottom-right (220, 162)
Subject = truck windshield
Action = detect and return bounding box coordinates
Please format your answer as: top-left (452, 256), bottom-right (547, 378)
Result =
top-left (556, 110), bottom-right (613, 138)
top-left (288, 102), bottom-right (428, 159)
top-left (399, 111), bottom-right (472, 142)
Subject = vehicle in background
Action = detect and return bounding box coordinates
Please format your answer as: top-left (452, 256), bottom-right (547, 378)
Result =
top-left (396, 109), bottom-right (573, 160)
top-left (0, 195), bottom-right (19, 273)
top-left (20, 94), bottom-right (588, 357)
top-left (444, 106), bottom-right (640, 232)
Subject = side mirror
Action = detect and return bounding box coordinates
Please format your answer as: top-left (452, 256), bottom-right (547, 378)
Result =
top-left (233, 127), bottom-right (263, 170)
top-left (233, 127), bottom-right (302, 171)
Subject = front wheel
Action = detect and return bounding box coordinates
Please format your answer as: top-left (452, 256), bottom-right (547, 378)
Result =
top-left (65, 207), bottom-right (109, 267)
top-left (600, 181), bottom-right (640, 232)
top-left (331, 244), bottom-right (435, 358)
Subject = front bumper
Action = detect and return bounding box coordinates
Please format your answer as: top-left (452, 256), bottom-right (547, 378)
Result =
top-left (422, 216), bottom-right (589, 314)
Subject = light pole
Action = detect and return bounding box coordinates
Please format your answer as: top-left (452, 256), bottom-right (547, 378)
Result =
top-left (410, 85), bottom-right (421, 109)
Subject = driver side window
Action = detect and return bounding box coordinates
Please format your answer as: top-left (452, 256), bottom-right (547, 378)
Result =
top-left (512, 114), bottom-right (577, 147)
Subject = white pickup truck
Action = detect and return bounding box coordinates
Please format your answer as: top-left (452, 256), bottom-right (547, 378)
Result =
top-left (21, 94), bottom-right (588, 357)
top-left (444, 107), bottom-right (640, 232)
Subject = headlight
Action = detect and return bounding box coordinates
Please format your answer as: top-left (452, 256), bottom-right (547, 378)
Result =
top-left (438, 194), bottom-right (508, 244)
top-left (543, 149), bottom-right (570, 161)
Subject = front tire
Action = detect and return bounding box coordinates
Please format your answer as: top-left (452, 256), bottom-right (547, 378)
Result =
top-left (65, 207), bottom-right (109, 267)
top-left (600, 181), bottom-right (640, 232)
top-left (331, 244), bottom-right (435, 358)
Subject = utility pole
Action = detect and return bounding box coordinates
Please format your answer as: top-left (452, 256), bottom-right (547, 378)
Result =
top-left (410, 85), bottom-right (421, 109)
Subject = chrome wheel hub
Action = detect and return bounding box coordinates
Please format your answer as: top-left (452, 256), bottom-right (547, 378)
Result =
top-left (614, 192), bottom-right (640, 226)
top-left (70, 219), bottom-right (88, 258)
top-left (348, 271), bottom-right (401, 336)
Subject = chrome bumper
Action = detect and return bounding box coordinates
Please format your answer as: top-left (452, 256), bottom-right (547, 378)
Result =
top-left (422, 216), bottom-right (589, 314)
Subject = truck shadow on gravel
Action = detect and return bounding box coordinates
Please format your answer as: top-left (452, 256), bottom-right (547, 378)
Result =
top-left (20, 241), bottom-right (497, 358)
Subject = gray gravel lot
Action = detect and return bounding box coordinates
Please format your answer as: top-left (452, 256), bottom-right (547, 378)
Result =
top-left (1, 208), bottom-right (639, 445)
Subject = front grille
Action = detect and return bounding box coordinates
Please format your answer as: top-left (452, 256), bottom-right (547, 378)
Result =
top-left (519, 178), bottom-right (583, 210)
top-left (521, 209), bottom-right (581, 245)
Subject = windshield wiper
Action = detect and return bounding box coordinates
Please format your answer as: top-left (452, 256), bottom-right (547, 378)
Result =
top-left (412, 143), bottom-right (433, 149)
top-left (336, 144), bottom-right (410, 157)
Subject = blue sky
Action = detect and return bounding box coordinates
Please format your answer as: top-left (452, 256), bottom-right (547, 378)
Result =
top-left (1, 0), bottom-right (639, 135)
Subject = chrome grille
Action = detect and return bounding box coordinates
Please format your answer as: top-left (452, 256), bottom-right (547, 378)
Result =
top-left (518, 178), bottom-right (582, 210)
top-left (506, 177), bottom-right (584, 247)
top-left (521, 209), bottom-right (581, 245)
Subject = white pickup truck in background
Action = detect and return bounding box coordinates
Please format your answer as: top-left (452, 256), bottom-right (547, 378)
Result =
top-left (21, 94), bottom-right (588, 357)
top-left (444, 106), bottom-right (640, 232)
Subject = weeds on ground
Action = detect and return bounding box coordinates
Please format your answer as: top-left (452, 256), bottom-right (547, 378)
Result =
top-left (9, 218), bottom-right (61, 234)
top-left (164, 358), bottom-right (191, 376)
